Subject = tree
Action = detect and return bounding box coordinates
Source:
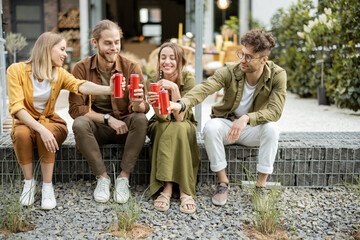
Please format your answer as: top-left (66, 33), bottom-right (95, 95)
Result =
top-left (5, 33), bottom-right (28, 63)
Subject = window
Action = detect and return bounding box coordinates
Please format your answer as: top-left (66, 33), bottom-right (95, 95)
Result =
top-left (139, 8), bottom-right (161, 44)
top-left (10, 0), bottom-right (44, 61)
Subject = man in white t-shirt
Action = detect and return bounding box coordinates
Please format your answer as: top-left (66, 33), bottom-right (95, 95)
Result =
top-left (170, 29), bottom-right (287, 206)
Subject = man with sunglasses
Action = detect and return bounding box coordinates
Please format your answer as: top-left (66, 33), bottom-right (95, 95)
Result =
top-left (170, 29), bottom-right (287, 206)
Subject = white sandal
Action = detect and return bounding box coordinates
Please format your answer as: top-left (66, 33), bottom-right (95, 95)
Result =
top-left (180, 195), bottom-right (196, 214)
top-left (154, 192), bottom-right (171, 211)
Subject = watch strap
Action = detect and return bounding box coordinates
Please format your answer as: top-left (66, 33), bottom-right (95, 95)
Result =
top-left (177, 100), bottom-right (185, 113)
top-left (104, 114), bottom-right (109, 125)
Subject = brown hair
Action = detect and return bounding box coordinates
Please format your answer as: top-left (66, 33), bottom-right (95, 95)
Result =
top-left (240, 29), bottom-right (275, 55)
top-left (26, 32), bottom-right (65, 82)
top-left (92, 19), bottom-right (123, 41)
top-left (157, 42), bottom-right (186, 87)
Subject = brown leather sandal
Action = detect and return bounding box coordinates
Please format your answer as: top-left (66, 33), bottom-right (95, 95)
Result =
top-left (154, 192), bottom-right (171, 211)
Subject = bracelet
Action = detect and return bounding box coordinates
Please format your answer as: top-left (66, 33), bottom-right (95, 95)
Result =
top-left (177, 100), bottom-right (185, 113)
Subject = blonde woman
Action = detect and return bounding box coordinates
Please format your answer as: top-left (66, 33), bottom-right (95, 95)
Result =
top-left (7, 32), bottom-right (114, 210)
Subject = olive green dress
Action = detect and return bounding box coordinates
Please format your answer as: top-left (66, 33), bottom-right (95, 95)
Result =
top-left (146, 71), bottom-right (200, 198)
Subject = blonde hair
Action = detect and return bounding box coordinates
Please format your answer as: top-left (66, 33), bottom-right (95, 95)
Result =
top-left (26, 32), bottom-right (65, 82)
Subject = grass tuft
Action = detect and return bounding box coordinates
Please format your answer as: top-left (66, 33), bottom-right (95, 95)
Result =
top-left (110, 163), bottom-right (146, 233)
top-left (342, 175), bottom-right (360, 196)
top-left (241, 165), bottom-right (284, 235)
top-left (250, 184), bottom-right (283, 235)
top-left (113, 195), bottom-right (142, 232)
top-left (343, 176), bottom-right (360, 240)
top-left (0, 161), bottom-right (38, 233)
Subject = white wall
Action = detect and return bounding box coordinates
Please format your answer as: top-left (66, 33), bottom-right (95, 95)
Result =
top-left (251, 0), bottom-right (318, 30)
top-left (203, 0), bottom-right (214, 45)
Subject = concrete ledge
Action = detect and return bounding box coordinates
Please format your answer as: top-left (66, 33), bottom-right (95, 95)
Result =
top-left (1, 132), bottom-right (359, 187)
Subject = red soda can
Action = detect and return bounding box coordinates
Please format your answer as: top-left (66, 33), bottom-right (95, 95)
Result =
top-left (150, 83), bottom-right (160, 107)
top-left (114, 73), bottom-right (123, 98)
top-left (130, 74), bottom-right (140, 98)
top-left (159, 89), bottom-right (170, 114)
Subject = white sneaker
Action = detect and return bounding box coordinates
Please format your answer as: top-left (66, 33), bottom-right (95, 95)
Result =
top-left (114, 177), bottom-right (130, 204)
top-left (94, 176), bottom-right (111, 203)
top-left (20, 179), bottom-right (36, 206)
top-left (41, 184), bottom-right (57, 210)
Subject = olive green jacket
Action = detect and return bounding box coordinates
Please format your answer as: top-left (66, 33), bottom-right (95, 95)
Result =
top-left (181, 61), bottom-right (287, 127)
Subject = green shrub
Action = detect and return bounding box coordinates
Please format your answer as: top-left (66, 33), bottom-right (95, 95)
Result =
top-left (270, 0), bottom-right (360, 110)
top-left (321, 0), bottom-right (360, 111)
top-left (270, 0), bottom-right (316, 97)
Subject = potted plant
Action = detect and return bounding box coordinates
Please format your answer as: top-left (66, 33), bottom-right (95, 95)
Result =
top-left (315, 57), bottom-right (329, 105)
top-left (220, 16), bottom-right (239, 42)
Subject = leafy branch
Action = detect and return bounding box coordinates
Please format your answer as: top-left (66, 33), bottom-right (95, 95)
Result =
top-left (5, 32), bottom-right (28, 63)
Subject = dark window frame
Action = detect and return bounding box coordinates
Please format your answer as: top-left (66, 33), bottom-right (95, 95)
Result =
top-left (10, 0), bottom-right (44, 61)
top-left (139, 7), bottom-right (162, 43)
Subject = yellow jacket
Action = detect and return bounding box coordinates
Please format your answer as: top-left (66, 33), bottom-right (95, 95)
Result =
top-left (7, 62), bottom-right (86, 123)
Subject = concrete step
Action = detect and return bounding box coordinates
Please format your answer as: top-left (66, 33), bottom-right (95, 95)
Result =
top-left (2, 115), bottom-right (12, 133)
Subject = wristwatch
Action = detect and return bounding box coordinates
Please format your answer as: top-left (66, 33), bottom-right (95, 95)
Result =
top-left (104, 114), bottom-right (111, 125)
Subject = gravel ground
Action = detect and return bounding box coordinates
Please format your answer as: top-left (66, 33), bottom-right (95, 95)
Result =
top-left (1, 180), bottom-right (359, 239)
top-left (2, 91), bottom-right (358, 239)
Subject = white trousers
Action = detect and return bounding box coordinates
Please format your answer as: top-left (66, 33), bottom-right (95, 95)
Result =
top-left (203, 118), bottom-right (279, 174)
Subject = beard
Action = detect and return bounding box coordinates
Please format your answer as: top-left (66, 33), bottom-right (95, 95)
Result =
top-left (98, 45), bottom-right (118, 63)
top-left (241, 63), bottom-right (260, 73)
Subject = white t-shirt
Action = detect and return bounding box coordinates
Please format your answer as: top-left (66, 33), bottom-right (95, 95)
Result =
top-left (31, 73), bottom-right (51, 113)
top-left (234, 80), bottom-right (257, 118)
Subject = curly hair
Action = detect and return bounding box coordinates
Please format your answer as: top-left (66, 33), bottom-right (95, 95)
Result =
top-left (240, 29), bottom-right (275, 54)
